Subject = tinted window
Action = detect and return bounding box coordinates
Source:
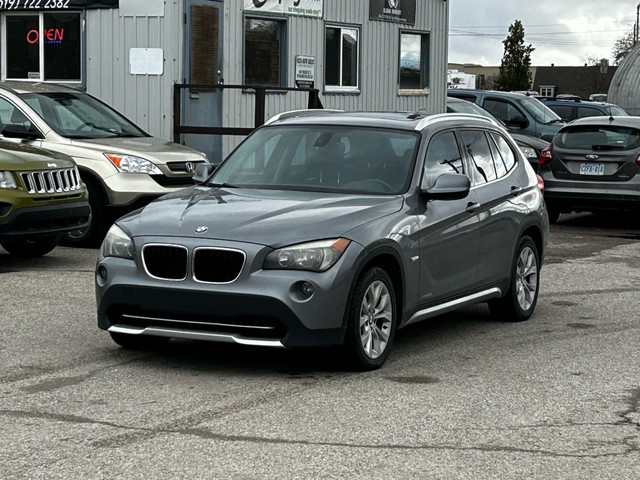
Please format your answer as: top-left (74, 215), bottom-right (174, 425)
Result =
top-left (548, 104), bottom-right (573, 121)
top-left (461, 130), bottom-right (496, 185)
top-left (490, 133), bottom-right (517, 176)
top-left (424, 132), bottom-right (464, 188)
top-left (556, 126), bottom-right (640, 150)
top-left (483, 99), bottom-right (523, 124)
top-left (576, 106), bottom-right (606, 119)
top-left (244, 18), bottom-right (285, 86)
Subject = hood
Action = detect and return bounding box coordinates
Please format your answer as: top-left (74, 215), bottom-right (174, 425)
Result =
top-left (68, 136), bottom-right (206, 164)
top-left (118, 187), bottom-right (404, 248)
top-left (0, 140), bottom-right (75, 170)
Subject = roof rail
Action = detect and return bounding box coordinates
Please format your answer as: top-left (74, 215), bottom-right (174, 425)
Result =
top-left (414, 113), bottom-right (497, 131)
top-left (265, 109), bottom-right (344, 125)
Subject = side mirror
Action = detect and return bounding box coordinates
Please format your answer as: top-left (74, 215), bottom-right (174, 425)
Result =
top-left (2, 124), bottom-right (42, 140)
top-left (192, 162), bottom-right (217, 183)
top-left (507, 115), bottom-right (529, 129)
top-left (422, 173), bottom-right (470, 201)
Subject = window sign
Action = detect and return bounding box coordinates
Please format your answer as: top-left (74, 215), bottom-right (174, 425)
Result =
top-left (4, 11), bottom-right (81, 81)
top-left (0, 0), bottom-right (117, 11)
top-left (370, 0), bottom-right (416, 25)
top-left (295, 55), bottom-right (314, 88)
top-left (244, 0), bottom-right (323, 19)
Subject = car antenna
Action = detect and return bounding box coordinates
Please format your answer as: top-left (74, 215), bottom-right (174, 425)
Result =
top-left (607, 104), bottom-right (614, 123)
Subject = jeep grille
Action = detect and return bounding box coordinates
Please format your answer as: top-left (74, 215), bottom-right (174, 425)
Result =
top-left (20, 167), bottom-right (82, 194)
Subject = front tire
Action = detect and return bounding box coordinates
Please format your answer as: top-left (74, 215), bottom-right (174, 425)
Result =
top-left (343, 267), bottom-right (397, 371)
top-left (109, 332), bottom-right (170, 350)
top-left (1, 234), bottom-right (61, 257)
top-left (489, 236), bottom-right (540, 322)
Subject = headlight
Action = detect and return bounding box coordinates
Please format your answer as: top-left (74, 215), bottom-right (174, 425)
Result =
top-left (104, 153), bottom-right (162, 174)
top-left (519, 146), bottom-right (537, 159)
top-left (0, 171), bottom-right (17, 189)
top-left (101, 224), bottom-right (134, 259)
top-left (264, 238), bottom-right (350, 272)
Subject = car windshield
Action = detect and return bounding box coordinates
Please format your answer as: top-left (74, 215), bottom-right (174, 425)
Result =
top-left (20, 92), bottom-right (147, 139)
top-left (209, 125), bottom-right (419, 194)
top-left (556, 126), bottom-right (640, 150)
top-left (518, 96), bottom-right (561, 124)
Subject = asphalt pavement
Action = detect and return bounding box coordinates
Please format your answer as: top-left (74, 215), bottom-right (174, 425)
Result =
top-left (1, 213), bottom-right (639, 479)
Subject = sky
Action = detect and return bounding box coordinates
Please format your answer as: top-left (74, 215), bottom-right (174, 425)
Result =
top-left (448, 0), bottom-right (635, 66)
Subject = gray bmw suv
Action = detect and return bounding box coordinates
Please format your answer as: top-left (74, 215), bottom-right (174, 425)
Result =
top-left (96, 111), bottom-right (548, 370)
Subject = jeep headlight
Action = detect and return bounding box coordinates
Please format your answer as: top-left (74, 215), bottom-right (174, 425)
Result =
top-left (104, 153), bottom-right (162, 174)
top-left (0, 171), bottom-right (17, 189)
top-left (102, 224), bottom-right (134, 259)
top-left (264, 238), bottom-right (350, 272)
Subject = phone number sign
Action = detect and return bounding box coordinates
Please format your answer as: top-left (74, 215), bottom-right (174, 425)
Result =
top-left (0, 0), bottom-right (117, 10)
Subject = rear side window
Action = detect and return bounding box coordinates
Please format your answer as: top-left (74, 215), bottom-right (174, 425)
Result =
top-left (548, 104), bottom-right (572, 121)
top-left (556, 126), bottom-right (640, 150)
top-left (460, 129), bottom-right (496, 185)
top-left (576, 106), bottom-right (606, 119)
top-left (490, 133), bottom-right (517, 176)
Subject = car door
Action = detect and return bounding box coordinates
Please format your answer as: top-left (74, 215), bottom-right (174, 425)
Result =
top-left (460, 129), bottom-right (522, 287)
top-left (417, 129), bottom-right (481, 304)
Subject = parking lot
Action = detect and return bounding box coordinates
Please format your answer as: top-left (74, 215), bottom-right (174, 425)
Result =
top-left (1, 213), bottom-right (639, 479)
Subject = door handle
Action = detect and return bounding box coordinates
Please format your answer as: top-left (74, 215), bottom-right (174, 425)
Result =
top-left (510, 186), bottom-right (522, 196)
top-left (465, 202), bottom-right (480, 213)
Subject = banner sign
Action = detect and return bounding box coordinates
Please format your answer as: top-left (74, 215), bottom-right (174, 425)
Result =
top-left (369, 0), bottom-right (416, 25)
top-left (295, 55), bottom-right (315, 88)
top-left (244, 0), bottom-right (323, 19)
top-left (0, 0), bottom-right (118, 11)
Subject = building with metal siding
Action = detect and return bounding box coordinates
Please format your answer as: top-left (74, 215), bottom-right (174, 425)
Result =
top-left (1, 0), bottom-right (449, 159)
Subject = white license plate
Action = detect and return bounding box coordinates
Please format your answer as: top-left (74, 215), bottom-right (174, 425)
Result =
top-left (579, 163), bottom-right (604, 175)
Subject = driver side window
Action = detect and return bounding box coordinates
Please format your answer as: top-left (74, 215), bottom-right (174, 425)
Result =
top-left (423, 131), bottom-right (464, 189)
top-left (0, 97), bottom-right (35, 134)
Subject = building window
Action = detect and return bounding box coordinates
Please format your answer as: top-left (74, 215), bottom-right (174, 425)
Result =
top-left (399, 32), bottom-right (429, 91)
top-left (3, 12), bottom-right (82, 82)
top-left (325, 25), bottom-right (359, 91)
top-left (244, 17), bottom-right (286, 87)
top-left (540, 86), bottom-right (555, 98)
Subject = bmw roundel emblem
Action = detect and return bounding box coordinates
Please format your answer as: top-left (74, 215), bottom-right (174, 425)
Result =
top-left (195, 226), bottom-right (208, 234)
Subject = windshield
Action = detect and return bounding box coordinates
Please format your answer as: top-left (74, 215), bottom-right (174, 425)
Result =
top-left (210, 125), bottom-right (419, 194)
top-left (20, 92), bottom-right (147, 139)
top-left (518, 97), bottom-right (561, 124)
top-left (556, 126), bottom-right (640, 150)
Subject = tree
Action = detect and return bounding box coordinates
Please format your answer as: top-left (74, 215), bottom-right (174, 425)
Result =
top-left (494, 20), bottom-right (534, 91)
top-left (612, 30), bottom-right (634, 65)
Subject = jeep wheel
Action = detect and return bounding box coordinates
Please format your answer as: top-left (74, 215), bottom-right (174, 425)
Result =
top-left (63, 180), bottom-right (107, 248)
top-left (1, 234), bottom-right (61, 257)
top-left (343, 266), bottom-right (397, 371)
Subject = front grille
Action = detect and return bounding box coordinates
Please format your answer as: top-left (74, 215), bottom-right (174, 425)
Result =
top-left (167, 161), bottom-right (206, 173)
top-left (193, 248), bottom-right (245, 283)
top-left (20, 167), bottom-right (82, 194)
top-left (142, 244), bottom-right (188, 280)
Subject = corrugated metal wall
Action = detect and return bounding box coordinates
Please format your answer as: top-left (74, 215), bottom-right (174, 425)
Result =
top-left (85, 0), bottom-right (449, 156)
top-left (85, 2), bottom-right (183, 141)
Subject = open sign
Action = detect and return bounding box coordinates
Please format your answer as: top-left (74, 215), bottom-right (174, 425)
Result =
top-left (26, 28), bottom-right (64, 44)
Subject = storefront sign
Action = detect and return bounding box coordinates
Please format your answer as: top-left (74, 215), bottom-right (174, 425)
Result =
top-left (27, 28), bottom-right (64, 44)
top-left (0, 0), bottom-right (117, 11)
top-left (295, 55), bottom-right (315, 88)
top-left (369, 0), bottom-right (416, 25)
top-left (244, 0), bottom-right (323, 19)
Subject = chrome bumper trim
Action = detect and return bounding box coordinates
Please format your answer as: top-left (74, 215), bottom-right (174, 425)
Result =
top-left (122, 313), bottom-right (276, 330)
top-left (108, 324), bottom-right (285, 348)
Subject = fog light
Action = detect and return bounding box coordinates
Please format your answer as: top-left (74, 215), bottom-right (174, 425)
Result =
top-left (98, 266), bottom-right (108, 281)
top-left (299, 281), bottom-right (314, 297)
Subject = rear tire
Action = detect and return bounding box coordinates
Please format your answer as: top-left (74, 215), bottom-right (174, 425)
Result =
top-left (489, 236), bottom-right (540, 322)
top-left (62, 180), bottom-right (108, 248)
top-left (1, 234), bottom-right (61, 257)
top-left (109, 332), bottom-right (170, 350)
top-left (343, 267), bottom-right (397, 371)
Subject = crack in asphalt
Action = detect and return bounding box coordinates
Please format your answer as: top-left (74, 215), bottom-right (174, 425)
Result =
top-left (1, 408), bottom-right (638, 459)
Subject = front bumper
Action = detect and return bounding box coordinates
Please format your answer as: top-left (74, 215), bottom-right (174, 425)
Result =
top-left (96, 237), bottom-right (365, 348)
top-left (0, 201), bottom-right (90, 240)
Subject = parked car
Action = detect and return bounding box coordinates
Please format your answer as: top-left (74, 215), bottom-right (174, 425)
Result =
top-left (0, 82), bottom-right (209, 246)
top-left (0, 140), bottom-right (89, 257)
top-left (539, 116), bottom-right (640, 223)
top-left (95, 110), bottom-right (548, 370)
top-left (541, 97), bottom-right (628, 123)
top-left (446, 96), bottom-right (549, 170)
top-left (447, 89), bottom-right (565, 141)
